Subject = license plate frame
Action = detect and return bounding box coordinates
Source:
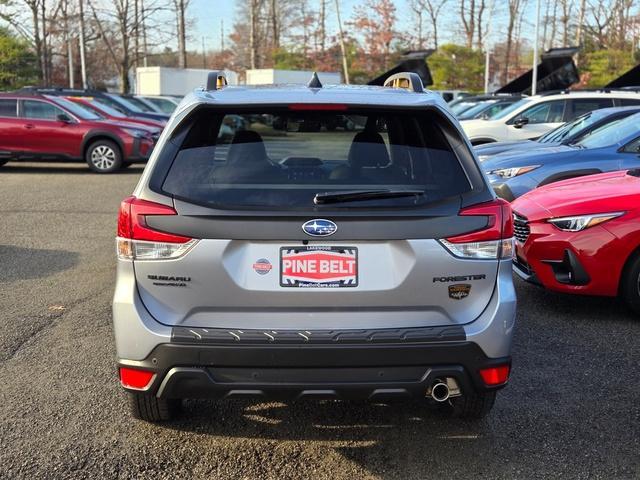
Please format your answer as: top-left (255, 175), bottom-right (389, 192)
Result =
top-left (280, 246), bottom-right (358, 288)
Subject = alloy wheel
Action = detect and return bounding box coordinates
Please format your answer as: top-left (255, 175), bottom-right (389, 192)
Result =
top-left (91, 145), bottom-right (116, 170)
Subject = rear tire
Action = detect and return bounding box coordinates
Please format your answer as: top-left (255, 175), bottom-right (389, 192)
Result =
top-left (128, 392), bottom-right (181, 422)
top-left (85, 139), bottom-right (122, 173)
top-left (621, 253), bottom-right (640, 315)
top-left (446, 391), bottom-right (496, 419)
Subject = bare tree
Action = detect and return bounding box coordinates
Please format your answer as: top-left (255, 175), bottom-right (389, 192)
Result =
top-left (172, 0), bottom-right (189, 68)
top-left (502, 0), bottom-right (525, 84)
top-left (409, 0), bottom-right (425, 49)
top-left (475, 0), bottom-right (486, 50)
top-left (88, 0), bottom-right (170, 92)
top-left (424, 0), bottom-right (448, 50)
top-left (460, 0), bottom-right (475, 48)
top-left (248, 0), bottom-right (262, 69)
top-left (559, 0), bottom-right (573, 47)
top-left (334, 0), bottom-right (349, 83)
top-left (318, 0), bottom-right (326, 52)
top-left (269, 0), bottom-right (279, 49)
top-left (0, 0), bottom-right (47, 82)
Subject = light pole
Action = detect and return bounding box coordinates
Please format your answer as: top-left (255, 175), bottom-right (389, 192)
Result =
top-left (483, 0), bottom-right (495, 94)
top-left (531, 0), bottom-right (541, 95)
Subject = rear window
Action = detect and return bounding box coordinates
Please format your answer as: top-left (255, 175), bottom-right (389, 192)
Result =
top-left (161, 109), bottom-right (471, 209)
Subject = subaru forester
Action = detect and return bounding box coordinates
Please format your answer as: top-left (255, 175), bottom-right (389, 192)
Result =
top-left (113, 72), bottom-right (517, 422)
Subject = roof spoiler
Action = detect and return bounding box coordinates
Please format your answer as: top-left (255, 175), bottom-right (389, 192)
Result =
top-left (206, 71), bottom-right (228, 91)
top-left (383, 72), bottom-right (424, 93)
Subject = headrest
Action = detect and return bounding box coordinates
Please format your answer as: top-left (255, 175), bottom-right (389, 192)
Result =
top-left (348, 131), bottom-right (391, 168)
top-left (227, 130), bottom-right (268, 165)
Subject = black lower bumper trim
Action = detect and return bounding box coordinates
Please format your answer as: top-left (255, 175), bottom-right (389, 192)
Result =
top-left (120, 342), bottom-right (510, 400)
top-left (543, 249), bottom-right (590, 286)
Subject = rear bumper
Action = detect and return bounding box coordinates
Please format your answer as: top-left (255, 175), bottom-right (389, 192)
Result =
top-left (119, 341), bottom-right (511, 400)
top-left (113, 260), bottom-right (516, 400)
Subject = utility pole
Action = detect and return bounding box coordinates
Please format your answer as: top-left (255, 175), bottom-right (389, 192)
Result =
top-left (63, 0), bottom-right (74, 87)
top-left (142, 0), bottom-right (148, 67)
top-left (202, 36), bottom-right (206, 68)
top-left (221, 19), bottom-right (224, 51)
top-left (79, 0), bottom-right (88, 88)
top-left (334, 0), bottom-right (349, 84)
top-left (531, 0), bottom-right (541, 95)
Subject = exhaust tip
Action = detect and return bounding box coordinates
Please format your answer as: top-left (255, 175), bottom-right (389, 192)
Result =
top-left (430, 382), bottom-right (450, 402)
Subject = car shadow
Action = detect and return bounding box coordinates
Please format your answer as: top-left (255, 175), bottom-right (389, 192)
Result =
top-left (0, 245), bottom-right (79, 282)
top-left (0, 162), bottom-right (144, 175)
top-left (513, 277), bottom-right (635, 322)
top-left (163, 398), bottom-right (492, 477)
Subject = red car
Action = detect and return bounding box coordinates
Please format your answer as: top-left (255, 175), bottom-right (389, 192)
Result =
top-left (511, 169), bottom-right (640, 313)
top-left (65, 96), bottom-right (166, 130)
top-left (0, 93), bottom-right (160, 173)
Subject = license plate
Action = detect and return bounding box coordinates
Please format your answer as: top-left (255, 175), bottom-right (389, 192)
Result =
top-left (280, 246), bottom-right (358, 288)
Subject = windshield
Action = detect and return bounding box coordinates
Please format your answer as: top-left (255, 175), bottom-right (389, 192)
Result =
top-left (103, 93), bottom-right (143, 113)
top-left (83, 99), bottom-right (127, 118)
top-left (538, 113), bottom-right (593, 144)
top-left (490, 98), bottom-right (531, 120)
top-left (125, 96), bottom-right (156, 112)
top-left (161, 109), bottom-right (471, 209)
top-left (457, 100), bottom-right (497, 120)
top-left (46, 96), bottom-right (102, 120)
top-left (450, 101), bottom-right (478, 115)
top-left (575, 114), bottom-right (638, 149)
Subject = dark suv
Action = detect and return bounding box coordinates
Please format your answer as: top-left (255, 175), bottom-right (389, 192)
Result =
top-left (0, 93), bottom-right (161, 173)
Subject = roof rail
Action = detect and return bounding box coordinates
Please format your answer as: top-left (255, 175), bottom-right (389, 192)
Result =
top-left (383, 72), bottom-right (424, 93)
top-left (206, 71), bottom-right (228, 91)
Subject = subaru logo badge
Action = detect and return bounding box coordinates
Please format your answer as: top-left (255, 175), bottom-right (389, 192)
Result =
top-left (302, 219), bottom-right (337, 237)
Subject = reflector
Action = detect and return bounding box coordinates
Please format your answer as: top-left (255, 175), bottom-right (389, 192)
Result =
top-left (119, 367), bottom-right (155, 390)
top-left (479, 365), bottom-right (511, 386)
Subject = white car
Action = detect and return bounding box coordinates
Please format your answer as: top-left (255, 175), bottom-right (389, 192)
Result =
top-left (461, 91), bottom-right (640, 145)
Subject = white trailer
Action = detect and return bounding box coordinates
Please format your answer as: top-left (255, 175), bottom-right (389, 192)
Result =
top-left (135, 67), bottom-right (238, 96)
top-left (245, 69), bottom-right (341, 85)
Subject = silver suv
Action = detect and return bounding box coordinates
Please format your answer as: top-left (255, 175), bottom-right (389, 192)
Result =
top-left (113, 72), bottom-right (517, 422)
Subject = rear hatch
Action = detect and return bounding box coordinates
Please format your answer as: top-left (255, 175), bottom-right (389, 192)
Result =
top-left (123, 105), bottom-right (508, 330)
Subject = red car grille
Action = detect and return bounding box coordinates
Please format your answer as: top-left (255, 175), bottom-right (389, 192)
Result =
top-left (513, 212), bottom-right (530, 244)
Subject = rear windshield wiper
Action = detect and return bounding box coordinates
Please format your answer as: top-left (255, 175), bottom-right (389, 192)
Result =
top-left (313, 189), bottom-right (425, 205)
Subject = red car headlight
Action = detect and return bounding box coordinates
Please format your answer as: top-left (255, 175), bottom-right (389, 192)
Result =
top-left (547, 212), bottom-right (625, 232)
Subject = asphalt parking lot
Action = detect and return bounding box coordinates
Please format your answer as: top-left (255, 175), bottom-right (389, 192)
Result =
top-left (1, 162), bottom-right (639, 479)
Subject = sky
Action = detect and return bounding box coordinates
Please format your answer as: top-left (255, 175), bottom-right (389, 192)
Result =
top-left (187, 0), bottom-right (443, 53)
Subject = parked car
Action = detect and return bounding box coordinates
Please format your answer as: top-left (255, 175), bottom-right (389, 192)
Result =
top-left (113, 72), bottom-right (516, 422)
top-left (136, 95), bottom-right (180, 114)
top-left (461, 91), bottom-right (640, 145)
top-left (118, 94), bottom-right (166, 114)
top-left (27, 88), bottom-right (170, 122)
top-left (475, 106), bottom-right (640, 161)
top-left (483, 110), bottom-right (640, 200)
top-left (457, 97), bottom-right (524, 120)
top-left (0, 93), bottom-right (159, 172)
top-left (65, 96), bottom-right (166, 129)
top-left (511, 169), bottom-right (640, 314)
top-left (432, 90), bottom-right (470, 103)
top-left (448, 94), bottom-right (522, 119)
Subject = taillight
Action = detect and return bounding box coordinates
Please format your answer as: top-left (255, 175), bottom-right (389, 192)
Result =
top-left (119, 367), bottom-right (155, 390)
top-left (116, 196), bottom-right (197, 261)
top-left (288, 103), bottom-right (347, 111)
top-left (439, 199), bottom-right (514, 260)
top-left (479, 365), bottom-right (510, 386)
